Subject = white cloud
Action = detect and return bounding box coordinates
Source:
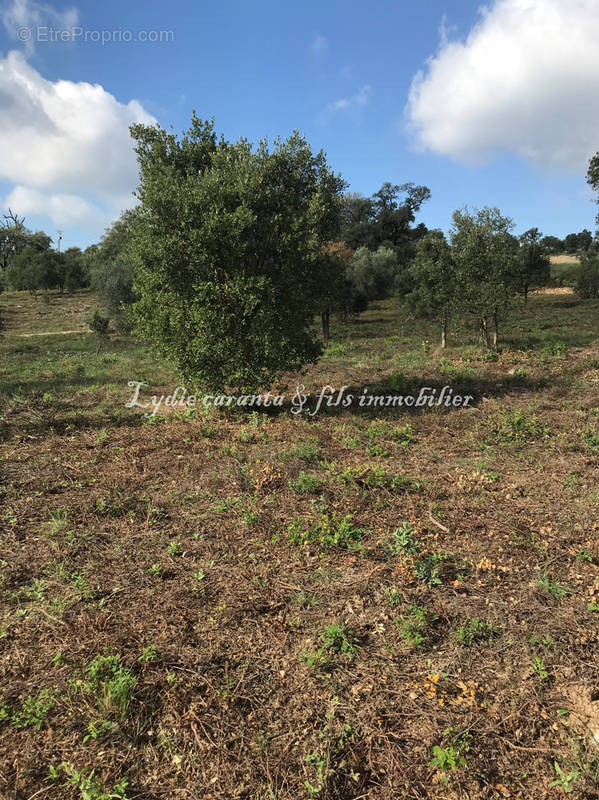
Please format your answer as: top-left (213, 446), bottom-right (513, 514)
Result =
top-left (329, 84), bottom-right (371, 113)
top-left (4, 186), bottom-right (107, 228)
top-left (3, 0), bottom-right (78, 54)
top-left (311, 33), bottom-right (328, 56)
top-left (0, 50), bottom-right (155, 233)
top-left (407, 0), bottom-right (599, 173)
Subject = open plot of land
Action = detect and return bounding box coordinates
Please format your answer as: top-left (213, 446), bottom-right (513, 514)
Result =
top-left (550, 255), bottom-right (581, 265)
top-left (1, 290), bottom-right (599, 799)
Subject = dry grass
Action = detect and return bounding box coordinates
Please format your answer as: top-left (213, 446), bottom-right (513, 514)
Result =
top-left (1, 290), bottom-right (599, 799)
top-left (550, 255), bottom-right (580, 265)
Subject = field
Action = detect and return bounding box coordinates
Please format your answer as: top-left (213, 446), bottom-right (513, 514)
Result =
top-left (1, 289), bottom-right (599, 799)
top-left (549, 255), bottom-right (581, 289)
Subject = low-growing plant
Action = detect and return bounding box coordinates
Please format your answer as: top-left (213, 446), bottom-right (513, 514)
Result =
top-left (550, 761), bottom-right (580, 794)
top-left (397, 605), bottom-right (438, 648)
top-left (430, 728), bottom-right (471, 777)
top-left (388, 522), bottom-right (420, 556)
top-left (300, 623), bottom-right (358, 671)
top-left (531, 654), bottom-right (549, 680)
top-left (340, 464), bottom-right (421, 491)
top-left (138, 644), bottom-right (158, 663)
top-left (167, 540), bottom-right (181, 556)
top-left (83, 653), bottom-right (137, 717)
top-left (50, 762), bottom-right (129, 800)
top-left (82, 719), bottom-right (114, 744)
top-left (288, 471), bottom-right (321, 494)
top-left (11, 689), bottom-right (56, 730)
top-left (413, 552), bottom-right (445, 587)
top-left (454, 617), bottom-right (498, 646)
top-left (388, 587), bottom-right (401, 607)
top-left (281, 438), bottom-right (321, 463)
top-left (535, 573), bottom-right (572, 602)
top-left (576, 548), bottom-right (595, 563)
top-left (486, 408), bottom-right (548, 443)
top-left (46, 507), bottom-right (70, 536)
top-left (288, 512), bottom-right (366, 551)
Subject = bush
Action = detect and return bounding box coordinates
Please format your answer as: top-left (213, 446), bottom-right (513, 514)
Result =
top-left (94, 259), bottom-right (137, 333)
top-left (129, 116), bottom-right (345, 391)
top-left (576, 252), bottom-right (599, 298)
top-left (88, 309), bottom-right (110, 336)
top-left (347, 246), bottom-right (398, 301)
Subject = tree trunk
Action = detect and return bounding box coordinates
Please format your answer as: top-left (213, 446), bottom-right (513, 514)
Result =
top-left (523, 284), bottom-right (528, 306)
top-left (441, 318), bottom-right (447, 349)
top-left (492, 308), bottom-right (499, 351)
top-left (321, 309), bottom-right (330, 344)
top-left (480, 317), bottom-right (490, 349)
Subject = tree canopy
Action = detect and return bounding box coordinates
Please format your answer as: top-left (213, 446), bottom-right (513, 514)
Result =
top-left (129, 114), bottom-right (346, 391)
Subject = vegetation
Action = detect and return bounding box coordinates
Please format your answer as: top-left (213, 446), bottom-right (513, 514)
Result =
top-left (1, 285), bottom-right (599, 798)
top-left (128, 115), bottom-right (345, 392)
top-left (1, 135), bottom-right (599, 800)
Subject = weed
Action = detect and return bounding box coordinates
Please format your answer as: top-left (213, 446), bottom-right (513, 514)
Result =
top-left (190, 569), bottom-right (206, 591)
top-left (575, 548), bottom-right (594, 563)
top-left (531, 655), bottom-right (549, 680)
top-left (341, 464), bottom-right (421, 491)
top-left (282, 438), bottom-right (320, 463)
top-left (388, 522), bottom-right (420, 556)
top-left (46, 507), bottom-right (70, 536)
top-left (82, 719), bottom-right (114, 743)
top-left (550, 761), bottom-right (580, 794)
top-left (301, 623), bottom-right (358, 671)
top-left (50, 762), bottom-right (129, 800)
top-left (139, 644), bottom-right (158, 663)
top-left (430, 728), bottom-right (471, 777)
top-left (454, 618), bottom-right (498, 646)
top-left (304, 752), bottom-right (327, 797)
top-left (288, 471), bottom-right (321, 494)
top-left (241, 509), bottom-right (259, 526)
top-left (83, 653), bottom-right (137, 717)
top-left (288, 512), bottom-right (366, 551)
top-left (11, 690), bottom-right (56, 730)
top-left (486, 408), bottom-right (548, 443)
top-left (535, 573), bottom-right (572, 602)
top-left (167, 540), bottom-right (181, 556)
top-left (397, 606), bottom-right (438, 648)
top-left (413, 552), bottom-right (446, 587)
top-left (388, 587), bottom-right (401, 607)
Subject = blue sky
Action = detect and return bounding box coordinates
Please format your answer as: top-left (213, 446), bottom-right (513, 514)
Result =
top-left (1, 0), bottom-right (598, 249)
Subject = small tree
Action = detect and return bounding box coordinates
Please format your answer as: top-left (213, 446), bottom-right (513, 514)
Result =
top-left (7, 246), bottom-right (57, 295)
top-left (451, 207), bottom-right (518, 350)
top-left (516, 228), bottom-right (551, 305)
top-left (89, 209), bottom-right (141, 332)
top-left (540, 235), bottom-right (564, 255)
top-left (129, 115), bottom-right (346, 391)
top-left (341, 182), bottom-right (430, 263)
top-left (0, 209), bottom-right (27, 275)
top-left (576, 251), bottom-right (599, 298)
top-left (59, 247), bottom-right (88, 293)
top-left (88, 309), bottom-right (110, 354)
top-left (408, 230), bottom-right (457, 348)
top-left (320, 241), bottom-right (354, 342)
top-left (578, 229), bottom-right (593, 252)
top-left (347, 246), bottom-right (398, 302)
top-left (564, 230), bottom-right (592, 253)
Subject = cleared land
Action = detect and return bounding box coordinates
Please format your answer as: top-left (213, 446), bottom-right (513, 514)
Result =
top-left (549, 255), bottom-right (581, 265)
top-left (1, 289), bottom-right (599, 799)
